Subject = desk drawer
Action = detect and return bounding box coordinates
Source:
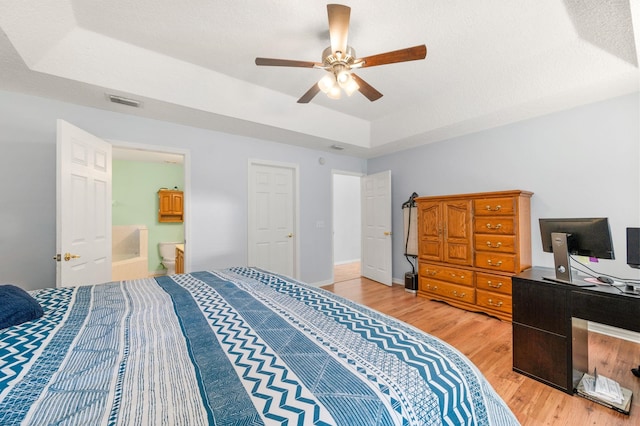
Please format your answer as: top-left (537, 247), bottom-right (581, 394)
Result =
top-left (475, 252), bottom-right (516, 272)
top-left (419, 263), bottom-right (473, 286)
top-left (476, 272), bottom-right (512, 295)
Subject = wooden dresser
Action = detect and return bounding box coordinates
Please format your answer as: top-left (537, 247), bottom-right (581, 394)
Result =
top-left (416, 190), bottom-right (533, 321)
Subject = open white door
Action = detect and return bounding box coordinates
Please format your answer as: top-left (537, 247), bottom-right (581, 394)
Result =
top-left (361, 170), bottom-right (392, 286)
top-left (56, 120), bottom-right (112, 287)
top-left (248, 161), bottom-right (298, 278)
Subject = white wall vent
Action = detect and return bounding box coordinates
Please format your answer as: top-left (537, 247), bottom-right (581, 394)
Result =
top-left (107, 94), bottom-right (142, 108)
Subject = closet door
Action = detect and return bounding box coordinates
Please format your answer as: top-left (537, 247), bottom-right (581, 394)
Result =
top-left (361, 170), bottom-right (392, 286)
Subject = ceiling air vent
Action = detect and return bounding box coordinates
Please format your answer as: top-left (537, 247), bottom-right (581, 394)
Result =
top-left (107, 94), bottom-right (142, 108)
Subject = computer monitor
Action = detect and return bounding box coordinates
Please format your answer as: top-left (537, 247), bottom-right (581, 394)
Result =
top-left (539, 217), bottom-right (614, 286)
top-left (628, 227), bottom-right (640, 269)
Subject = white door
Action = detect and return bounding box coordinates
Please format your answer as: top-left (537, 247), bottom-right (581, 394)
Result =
top-left (56, 120), bottom-right (112, 287)
top-left (248, 161), bottom-right (297, 277)
top-left (361, 170), bottom-right (392, 286)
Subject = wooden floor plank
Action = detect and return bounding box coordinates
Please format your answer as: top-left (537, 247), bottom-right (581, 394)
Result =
top-left (323, 275), bottom-right (640, 425)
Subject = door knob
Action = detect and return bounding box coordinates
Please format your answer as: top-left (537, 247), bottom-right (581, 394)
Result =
top-left (64, 253), bottom-right (81, 261)
top-left (384, 231), bottom-right (392, 236)
top-left (287, 233), bottom-right (293, 238)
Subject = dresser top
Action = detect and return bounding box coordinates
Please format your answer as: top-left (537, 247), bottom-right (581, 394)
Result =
top-left (416, 189), bottom-right (533, 202)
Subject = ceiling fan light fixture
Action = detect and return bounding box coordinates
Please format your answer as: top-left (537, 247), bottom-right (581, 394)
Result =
top-left (327, 84), bottom-right (342, 99)
top-left (340, 75), bottom-right (359, 96)
top-left (336, 68), bottom-right (350, 85)
top-left (255, 4), bottom-right (427, 104)
top-left (318, 74), bottom-right (335, 93)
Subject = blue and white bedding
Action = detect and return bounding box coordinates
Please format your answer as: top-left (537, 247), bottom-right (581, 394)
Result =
top-left (0, 267), bottom-right (519, 425)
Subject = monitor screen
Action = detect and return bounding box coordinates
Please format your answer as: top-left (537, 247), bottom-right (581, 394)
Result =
top-left (628, 227), bottom-right (640, 269)
top-left (539, 217), bottom-right (614, 260)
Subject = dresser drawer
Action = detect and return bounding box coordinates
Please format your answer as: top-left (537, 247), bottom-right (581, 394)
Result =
top-left (476, 272), bottom-right (512, 295)
top-left (475, 252), bottom-right (516, 272)
top-left (474, 234), bottom-right (516, 254)
top-left (476, 290), bottom-right (512, 315)
top-left (419, 263), bottom-right (473, 286)
top-left (474, 217), bottom-right (515, 235)
top-left (420, 278), bottom-right (475, 304)
top-left (474, 197), bottom-right (516, 216)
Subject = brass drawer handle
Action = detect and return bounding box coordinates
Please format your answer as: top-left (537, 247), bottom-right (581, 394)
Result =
top-left (487, 280), bottom-right (503, 288)
top-left (450, 273), bottom-right (465, 279)
top-left (487, 299), bottom-right (503, 307)
top-left (425, 269), bottom-right (438, 276)
top-left (485, 223), bottom-right (502, 230)
top-left (426, 284), bottom-right (438, 291)
top-left (485, 241), bottom-right (502, 248)
top-left (452, 291), bottom-right (466, 298)
top-left (487, 259), bottom-right (503, 267)
top-left (485, 205), bottom-right (502, 211)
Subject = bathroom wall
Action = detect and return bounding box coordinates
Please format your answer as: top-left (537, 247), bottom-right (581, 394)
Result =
top-left (113, 160), bottom-right (185, 274)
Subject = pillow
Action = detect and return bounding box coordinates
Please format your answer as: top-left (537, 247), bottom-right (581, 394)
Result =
top-left (0, 284), bottom-right (44, 329)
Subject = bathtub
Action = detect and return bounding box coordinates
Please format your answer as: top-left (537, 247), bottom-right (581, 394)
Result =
top-left (112, 225), bottom-right (149, 280)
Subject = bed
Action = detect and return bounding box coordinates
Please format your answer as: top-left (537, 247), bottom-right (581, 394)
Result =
top-left (1, 267), bottom-right (519, 425)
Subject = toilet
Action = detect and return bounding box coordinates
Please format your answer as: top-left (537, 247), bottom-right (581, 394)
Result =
top-left (158, 242), bottom-right (180, 275)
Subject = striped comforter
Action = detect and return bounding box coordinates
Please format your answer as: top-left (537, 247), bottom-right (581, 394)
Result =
top-left (0, 267), bottom-right (519, 425)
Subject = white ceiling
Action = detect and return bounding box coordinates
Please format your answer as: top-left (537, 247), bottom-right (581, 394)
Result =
top-left (0, 0), bottom-right (638, 158)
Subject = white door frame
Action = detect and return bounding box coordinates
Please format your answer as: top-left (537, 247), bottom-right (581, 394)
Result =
top-left (247, 159), bottom-right (300, 279)
top-left (331, 170), bottom-right (364, 284)
top-left (109, 140), bottom-right (191, 272)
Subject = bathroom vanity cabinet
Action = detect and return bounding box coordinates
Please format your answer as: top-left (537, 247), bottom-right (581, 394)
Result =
top-left (158, 189), bottom-right (184, 223)
top-left (175, 244), bottom-right (184, 274)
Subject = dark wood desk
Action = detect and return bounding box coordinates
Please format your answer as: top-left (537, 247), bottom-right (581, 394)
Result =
top-left (512, 267), bottom-right (640, 394)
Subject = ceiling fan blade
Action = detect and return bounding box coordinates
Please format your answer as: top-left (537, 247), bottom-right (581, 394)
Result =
top-left (358, 45), bottom-right (427, 68)
top-left (351, 74), bottom-right (383, 102)
top-left (255, 58), bottom-right (319, 68)
top-left (327, 4), bottom-right (350, 54)
top-left (297, 83), bottom-right (321, 104)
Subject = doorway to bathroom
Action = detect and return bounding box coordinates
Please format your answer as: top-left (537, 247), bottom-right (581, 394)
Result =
top-left (112, 145), bottom-right (187, 280)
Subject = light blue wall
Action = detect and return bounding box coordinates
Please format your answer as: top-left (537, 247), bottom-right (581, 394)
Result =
top-left (0, 90), bottom-right (366, 290)
top-left (368, 92), bottom-right (640, 282)
top-left (1, 89), bottom-right (638, 290)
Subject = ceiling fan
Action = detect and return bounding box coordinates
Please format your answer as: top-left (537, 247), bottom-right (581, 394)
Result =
top-left (255, 4), bottom-right (427, 103)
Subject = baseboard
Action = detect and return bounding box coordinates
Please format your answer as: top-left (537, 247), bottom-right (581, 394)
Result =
top-left (310, 279), bottom-right (334, 288)
top-left (334, 259), bottom-right (361, 266)
top-left (589, 322), bottom-right (640, 344)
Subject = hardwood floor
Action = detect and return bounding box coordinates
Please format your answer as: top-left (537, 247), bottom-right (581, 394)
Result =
top-left (333, 261), bottom-right (361, 283)
top-left (322, 277), bottom-right (640, 425)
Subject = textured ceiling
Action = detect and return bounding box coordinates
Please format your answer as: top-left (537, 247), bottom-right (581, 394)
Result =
top-left (0, 0), bottom-right (638, 158)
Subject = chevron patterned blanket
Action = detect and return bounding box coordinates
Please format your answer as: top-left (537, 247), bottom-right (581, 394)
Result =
top-left (0, 267), bottom-right (519, 425)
